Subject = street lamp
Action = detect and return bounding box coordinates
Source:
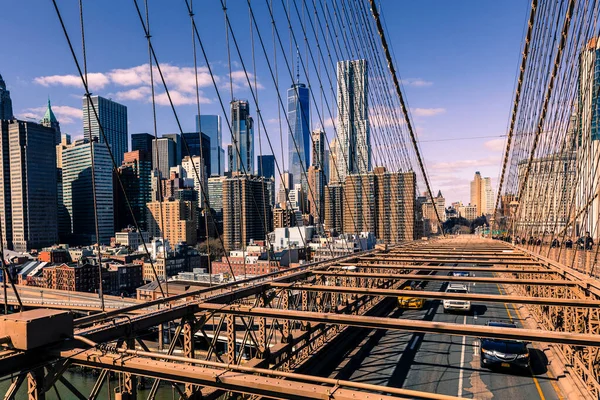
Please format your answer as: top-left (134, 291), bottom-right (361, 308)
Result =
top-left (40, 290), bottom-right (44, 306)
top-left (509, 200), bottom-right (519, 244)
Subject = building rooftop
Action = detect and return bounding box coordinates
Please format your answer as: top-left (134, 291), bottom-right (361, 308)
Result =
top-left (42, 98), bottom-right (58, 125)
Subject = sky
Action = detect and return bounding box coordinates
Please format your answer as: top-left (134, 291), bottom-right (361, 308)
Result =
top-left (0, 0), bottom-right (529, 204)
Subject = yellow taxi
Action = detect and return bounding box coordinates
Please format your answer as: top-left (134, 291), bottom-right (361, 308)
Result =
top-left (398, 286), bottom-right (425, 309)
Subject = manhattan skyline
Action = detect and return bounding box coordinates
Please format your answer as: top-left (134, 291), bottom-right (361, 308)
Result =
top-left (0, 1), bottom-right (528, 204)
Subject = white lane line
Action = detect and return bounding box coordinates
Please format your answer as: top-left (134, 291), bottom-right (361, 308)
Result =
top-left (458, 314), bottom-right (467, 398)
top-left (409, 336), bottom-right (419, 350)
top-left (427, 307), bottom-right (435, 316)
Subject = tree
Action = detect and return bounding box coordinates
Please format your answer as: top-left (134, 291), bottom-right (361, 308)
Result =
top-left (443, 217), bottom-right (470, 233)
top-left (196, 238), bottom-right (226, 261)
top-left (470, 214), bottom-right (488, 233)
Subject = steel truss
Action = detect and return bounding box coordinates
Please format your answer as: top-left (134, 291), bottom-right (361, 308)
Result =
top-left (1, 238), bottom-right (599, 399)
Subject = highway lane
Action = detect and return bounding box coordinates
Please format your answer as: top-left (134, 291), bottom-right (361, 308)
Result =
top-left (327, 266), bottom-right (563, 399)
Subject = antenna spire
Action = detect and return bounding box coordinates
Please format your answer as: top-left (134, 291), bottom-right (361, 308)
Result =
top-left (296, 47), bottom-right (300, 84)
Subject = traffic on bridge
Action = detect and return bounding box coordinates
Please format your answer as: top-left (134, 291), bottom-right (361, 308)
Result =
top-left (0, 0), bottom-right (599, 399)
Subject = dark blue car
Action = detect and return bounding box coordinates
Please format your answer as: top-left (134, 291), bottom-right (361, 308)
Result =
top-left (480, 321), bottom-right (530, 370)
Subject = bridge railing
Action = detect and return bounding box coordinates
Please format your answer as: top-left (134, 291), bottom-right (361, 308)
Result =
top-left (513, 242), bottom-right (600, 278)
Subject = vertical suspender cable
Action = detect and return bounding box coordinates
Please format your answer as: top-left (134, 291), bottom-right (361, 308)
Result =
top-left (494, 0), bottom-right (538, 222)
top-left (368, 0), bottom-right (444, 236)
top-left (79, 0), bottom-right (105, 312)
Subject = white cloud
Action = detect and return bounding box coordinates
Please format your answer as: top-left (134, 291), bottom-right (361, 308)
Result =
top-left (19, 105), bottom-right (82, 125)
top-left (34, 73), bottom-right (110, 90)
top-left (401, 78), bottom-right (433, 87)
top-left (411, 108), bottom-right (446, 117)
top-left (484, 138), bottom-right (506, 152)
top-left (34, 63), bottom-right (220, 106)
top-left (225, 70), bottom-right (264, 91)
top-left (114, 87), bottom-right (152, 101)
top-left (429, 156), bottom-right (500, 171)
top-left (154, 90), bottom-right (210, 106)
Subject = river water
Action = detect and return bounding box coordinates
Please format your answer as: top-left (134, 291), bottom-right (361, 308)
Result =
top-left (0, 369), bottom-right (179, 399)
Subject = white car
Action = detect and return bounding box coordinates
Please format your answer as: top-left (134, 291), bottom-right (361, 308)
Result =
top-left (443, 283), bottom-right (471, 313)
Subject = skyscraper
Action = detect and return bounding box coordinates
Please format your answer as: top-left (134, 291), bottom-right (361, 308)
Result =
top-left (207, 175), bottom-right (227, 237)
top-left (116, 150), bottom-right (152, 231)
top-left (324, 183), bottom-right (344, 233)
top-left (470, 171), bottom-right (483, 215)
top-left (257, 154), bottom-right (276, 206)
top-left (311, 129), bottom-right (325, 168)
top-left (147, 199), bottom-right (197, 245)
top-left (162, 133), bottom-right (182, 165)
top-left (196, 115), bottom-right (224, 176)
top-left (0, 73), bottom-right (13, 120)
top-left (131, 133), bottom-right (154, 154)
top-left (181, 132), bottom-right (211, 176)
top-left (0, 120), bottom-right (58, 251)
top-left (288, 82), bottom-right (310, 189)
top-left (56, 134), bottom-right (72, 240)
top-left (182, 155), bottom-right (206, 205)
top-left (63, 139), bottom-right (114, 244)
top-left (336, 59), bottom-right (370, 181)
top-left (470, 172), bottom-right (494, 215)
top-left (308, 165), bottom-right (324, 225)
top-left (227, 144), bottom-right (234, 174)
top-left (309, 130), bottom-right (326, 225)
top-left (343, 173), bottom-right (375, 234)
top-left (329, 137), bottom-right (340, 183)
top-left (323, 149), bottom-right (330, 185)
top-left (152, 137), bottom-right (177, 178)
top-left (577, 37), bottom-right (600, 237)
top-left (257, 154), bottom-right (275, 179)
top-left (40, 98), bottom-right (61, 145)
top-left (83, 95), bottom-right (128, 166)
top-left (231, 100), bottom-right (254, 174)
top-left (482, 178), bottom-right (494, 214)
top-left (277, 171), bottom-right (294, 205)
top-left (222, 174), bottom-right (271, 250)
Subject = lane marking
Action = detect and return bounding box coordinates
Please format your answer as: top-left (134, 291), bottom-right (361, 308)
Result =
top-left (427, 307), bottom-right (435, 316)
top-left (496, 284), bottom-right (513, 320)
top-left (458, 314), bottom-right (467, 397)
top-left (499, 283), bottom-right (552, 400)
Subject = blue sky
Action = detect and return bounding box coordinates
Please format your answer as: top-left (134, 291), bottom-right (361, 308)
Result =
top-left (0, 0), bottom-right (529, 204)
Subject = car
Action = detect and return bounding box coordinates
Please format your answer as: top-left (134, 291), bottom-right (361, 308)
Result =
top-left (398, 286), bottom-right (425, 309)
top-left (479, 321), bottom-right (530, 370)
top-left (450, 271), bottom-right (470, 277)
top-left (442, 283), bottom-right (471, 313)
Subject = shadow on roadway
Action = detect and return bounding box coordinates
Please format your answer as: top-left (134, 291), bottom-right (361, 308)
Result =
top-left (471, 304), bottom-right (488, 316)
top-left (385, 299), bottom-right (441, 388)
top-left (477, 348), bottom-right (549, 377)
top-left (529, 348), bottom-right (549, 375)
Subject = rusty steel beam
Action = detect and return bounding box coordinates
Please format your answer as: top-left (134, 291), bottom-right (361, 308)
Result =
top-left (514, 244), bottom-right (600, 297)
top-left (313, 271), bottom-right (575, 286)
top-left (335, 263), bottom-right (553, 274)
top-left (370, 253), bottom-right (532, 260)
top-left (386, 249), bottom-right (522, 254)
top-left (357, 257), bottom-right (540, 265)
top-left (269, 283), bottom-right (600, 308)
top-left (197, 303), bottom-right (600, 347)
top-left (62, 349), bottom-right (462, 400)
top-left (73, 247), bottom-right (381, 328)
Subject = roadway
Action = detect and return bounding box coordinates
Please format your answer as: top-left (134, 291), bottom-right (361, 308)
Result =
top-left (326, 266), bottom-right (563, 399)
